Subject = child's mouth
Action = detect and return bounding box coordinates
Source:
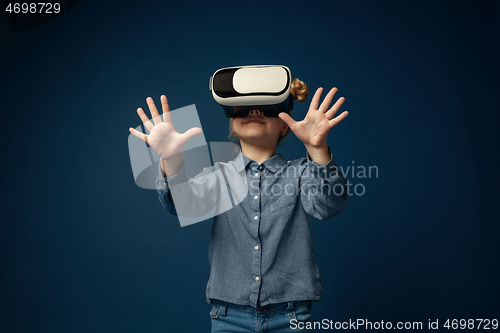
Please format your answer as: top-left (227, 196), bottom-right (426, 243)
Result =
top-left (245, 119), bottom-right (265, 124)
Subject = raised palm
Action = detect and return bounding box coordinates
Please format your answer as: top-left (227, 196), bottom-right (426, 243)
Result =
top-left (129, 95), bottom-right (202, 160)
top-left (279, 87), bottom-right (348, 148)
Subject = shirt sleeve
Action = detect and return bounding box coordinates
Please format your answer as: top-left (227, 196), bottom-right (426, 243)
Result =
top-left (155, 162), bottom-right (184, 216)
top-left (155, 161), bottom-right (223, 218)
top-left (299, 147), bottom-right (349, 220)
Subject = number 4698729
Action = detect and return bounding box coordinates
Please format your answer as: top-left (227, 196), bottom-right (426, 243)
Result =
top-left (443, 319), bottom-right (498, 330)
top-left (5, 3), bottom-right (61, 14)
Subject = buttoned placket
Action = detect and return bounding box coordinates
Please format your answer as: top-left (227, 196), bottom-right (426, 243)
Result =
top-left (159, 149), bottom-right (344, 308)
top-left (249, 162), bottom-right (263, 306)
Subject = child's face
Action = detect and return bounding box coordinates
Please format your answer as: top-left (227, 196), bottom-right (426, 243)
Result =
top-left (232, 109), bottom-right (288, 145)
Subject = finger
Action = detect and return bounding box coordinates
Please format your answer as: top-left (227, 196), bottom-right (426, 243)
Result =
top-left (146, 97), bottom-right (163, 125)
top-left (319, 87), bottom-right (338, 113)
top-left (137, 107), bottom-right (154, 132)
top-left (309, 88), bottom-right (323, 111)
top-left (325, 97), bottom-right (345, 119)
top-left (278, 112), bottom-right (297, 131)
top-left (182, 127), bottom-right (203, 141)
top-left (129, 127), bottom-right (148, 143)
top-left (161, 95), bottom-right (173, 123)
top-left (329, 111), bottom-right (349, 127)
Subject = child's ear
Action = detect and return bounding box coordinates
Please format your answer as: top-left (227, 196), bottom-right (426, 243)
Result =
top-left (280, 123), bottom-right (289, 136)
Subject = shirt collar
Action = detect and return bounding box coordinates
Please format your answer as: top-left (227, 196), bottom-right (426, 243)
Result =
top-left (233, 150), bottom-right (288, 174)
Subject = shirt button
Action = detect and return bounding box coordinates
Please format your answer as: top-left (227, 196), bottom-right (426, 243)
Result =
top-left (254, 216), bottom-right (258, 220)
top-left (254, 195), bottom-right (258, 200)
top-left (255, 173), bottom-right (259, 177)
top-left (255, 276), bottom-right (260, 281)
top-left (254, 245), bottom-right (259, 250)
top-left (258, 165), bottom-right (263, 170)
top-left (322, 169), bottom-right (327, 173)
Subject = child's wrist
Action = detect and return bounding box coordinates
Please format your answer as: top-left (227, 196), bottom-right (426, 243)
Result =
top-left (305, 144), bottom-right (330, 165)
top-left (160, 153), bottom-right (184, 177)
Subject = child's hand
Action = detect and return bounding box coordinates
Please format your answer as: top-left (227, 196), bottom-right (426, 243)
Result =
top-left (279, 87), bottom-right (348, 150)
top-left (129, 95), bottom-right (202, 161)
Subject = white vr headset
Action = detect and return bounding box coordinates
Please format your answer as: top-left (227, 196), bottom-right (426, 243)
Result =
top-left (209, 65), bottom-right (294, 118)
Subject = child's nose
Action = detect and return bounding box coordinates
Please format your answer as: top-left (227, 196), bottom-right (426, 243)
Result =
top-left (249, 109), bottom-right (261, 115)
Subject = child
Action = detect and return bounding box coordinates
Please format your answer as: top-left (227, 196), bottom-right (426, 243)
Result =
top-left (129, 68), bottom-right (349, 332)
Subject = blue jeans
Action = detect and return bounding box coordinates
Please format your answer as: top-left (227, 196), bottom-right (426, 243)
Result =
top-left (209, 299), bottom-right (313, 333)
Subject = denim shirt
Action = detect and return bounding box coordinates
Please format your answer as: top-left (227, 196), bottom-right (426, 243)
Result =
top-left (156, 148), bottom-right (349, 307)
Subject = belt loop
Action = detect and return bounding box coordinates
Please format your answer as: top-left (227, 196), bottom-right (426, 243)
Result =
top-left (219, 303), bottom-right (227, 317)
top-left (285, 301), bottom-right (295, 319)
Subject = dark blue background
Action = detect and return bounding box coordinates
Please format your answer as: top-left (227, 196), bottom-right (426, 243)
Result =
top-left (1, 0), bottom-right (499, 331)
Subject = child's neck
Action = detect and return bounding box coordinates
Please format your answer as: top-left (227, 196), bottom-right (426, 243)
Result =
top-left (240, 141), bottom-right (276, 164)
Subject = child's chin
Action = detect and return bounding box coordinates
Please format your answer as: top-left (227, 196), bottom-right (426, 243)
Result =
top-left (242, 130), bottom-right (268, 139)
top-left (241, 133), bottom-right (276, 143)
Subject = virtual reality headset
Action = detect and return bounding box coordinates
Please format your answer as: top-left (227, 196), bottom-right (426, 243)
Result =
top-left (209, 65), bottom-right (294, 118)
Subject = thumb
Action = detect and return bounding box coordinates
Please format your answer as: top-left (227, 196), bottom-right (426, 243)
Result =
top-left (182, 127), bottom-right (203, 141)
top-left (278, 112), bottom-right (297, 130)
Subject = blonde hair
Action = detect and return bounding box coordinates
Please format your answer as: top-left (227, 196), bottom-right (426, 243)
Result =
top-left (228, 77), bottom-right (309, 144)
top-left (290, 78), bottom-right (309, 102)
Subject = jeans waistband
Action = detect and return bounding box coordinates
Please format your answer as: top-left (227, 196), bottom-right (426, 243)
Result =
top-left (209, 299), bottom-right (313, 313)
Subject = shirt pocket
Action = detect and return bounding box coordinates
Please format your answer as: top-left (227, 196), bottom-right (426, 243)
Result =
top-left (268, 184), bottom-right (297, 213)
